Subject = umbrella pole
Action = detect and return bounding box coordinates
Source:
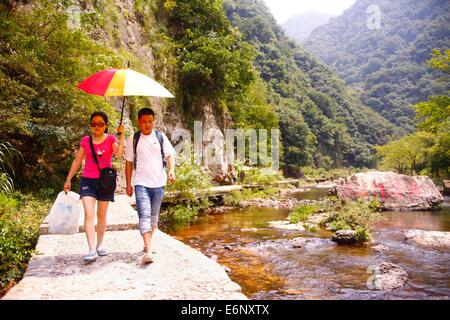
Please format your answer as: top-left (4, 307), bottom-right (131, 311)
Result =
top-left (119, 95), bottom-right (126, 125)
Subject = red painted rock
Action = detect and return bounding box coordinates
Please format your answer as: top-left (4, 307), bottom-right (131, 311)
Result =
top-left (333, 171), bottom-right (443, 211)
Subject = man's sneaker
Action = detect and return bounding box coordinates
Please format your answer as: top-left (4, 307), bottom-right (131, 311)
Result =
top-left (97, 247), bottom-right (107, 256)
top-left (83, 251), bottom-right (98, 263)
top-left (141, 253), bottom-right (153, 264)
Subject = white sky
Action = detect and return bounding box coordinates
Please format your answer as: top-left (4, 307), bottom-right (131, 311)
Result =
top-left (263, 0), bottom-right (357, 23)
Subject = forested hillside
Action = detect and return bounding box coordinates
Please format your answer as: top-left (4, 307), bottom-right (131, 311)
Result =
top-left (224, 0), bottom-right (397, 174)
top-left (304, 0), bottom-right (450, 132)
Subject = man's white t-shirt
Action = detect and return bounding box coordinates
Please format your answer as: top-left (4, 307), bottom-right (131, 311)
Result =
top-left (125, 130), bottom-right (176, 188)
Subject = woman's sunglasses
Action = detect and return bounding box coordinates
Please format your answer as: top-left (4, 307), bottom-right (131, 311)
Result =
top-left (91, 122), bottom-right (106, 128)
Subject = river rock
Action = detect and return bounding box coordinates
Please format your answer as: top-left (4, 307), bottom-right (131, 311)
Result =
top-left (332, 171), bottom-right (443, 210)
top-left (371, 244), bottom-right (388, 253)
top-left (403, 229), bottom-right (450, 249)
top-left (267, 220), bottom-right (306, 231)
top-left (368, 262), bottom-right (408, 291)
top-left (331, 230), bottom-right (358, 244)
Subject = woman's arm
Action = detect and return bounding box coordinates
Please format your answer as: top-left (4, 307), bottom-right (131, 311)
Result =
top-left (63, 146), bottom-right (85, 192)
top-left (113, 125), bottom-right (125, 158)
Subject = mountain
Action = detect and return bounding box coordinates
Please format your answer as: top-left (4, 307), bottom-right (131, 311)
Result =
top-left (282, 11), bottom-right (333, 44)
top-left (224, 0), bottom-right (397, 173)
top-left (304, 0), bottom-right (450, 132)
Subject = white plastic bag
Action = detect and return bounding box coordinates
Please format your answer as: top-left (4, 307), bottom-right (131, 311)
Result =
top-left (48, 191), bottom-right (80, 235)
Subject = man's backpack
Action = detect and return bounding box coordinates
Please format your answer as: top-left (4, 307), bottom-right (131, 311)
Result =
top-left (133, 130), bottom-right (166, 170)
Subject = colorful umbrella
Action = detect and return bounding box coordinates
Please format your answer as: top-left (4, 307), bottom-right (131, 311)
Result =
top-left (77, 65), bottom-right (174, 125)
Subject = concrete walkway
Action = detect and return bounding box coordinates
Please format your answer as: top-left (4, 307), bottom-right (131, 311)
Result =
top-left (3, 195), bottom-right (247, 300)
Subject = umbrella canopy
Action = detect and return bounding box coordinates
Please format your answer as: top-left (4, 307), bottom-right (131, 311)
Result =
top-left (77, 68), bottom-right (174, 97)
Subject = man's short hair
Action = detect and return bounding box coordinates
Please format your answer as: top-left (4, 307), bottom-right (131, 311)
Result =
top-left (138, 107), bottom-right (155, 119)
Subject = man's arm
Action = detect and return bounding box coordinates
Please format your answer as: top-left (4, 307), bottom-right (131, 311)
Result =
top-left (125, 160), bottom-right (134, 196)
top-left (166, 154), bottom-right (176, 183)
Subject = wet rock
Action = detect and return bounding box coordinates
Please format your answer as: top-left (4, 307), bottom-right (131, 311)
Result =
top-left (403, 229), bottom-right (450, 249)
top-left (267, 220), bottom-right (306, 231)
top-left (291, 237), bottom-right (308, 248)
top-left (367, 262), bottom-right (408, 291)
top-left (240, 228), bottom-right (258, 232)
top-left (333, 171), bottom-right (443, 210)
top-left (331, 230), bottom-right (358, 245)
top-left (316, 181), bottom-right (337, 189)
top-left (372, 244), bottom-right (388, 253)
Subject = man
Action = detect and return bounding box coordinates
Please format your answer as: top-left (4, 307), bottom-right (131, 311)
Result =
top-left (125, 107), bottom-right (176, 264)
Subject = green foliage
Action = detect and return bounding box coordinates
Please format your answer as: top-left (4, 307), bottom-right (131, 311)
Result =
top-left (326, 199), bottom-right (383, 234)
top-left (289, 204), bottom-right (318, 224)
top-left (304, 0), bottom-right (450, 130)
top-left (303, 224), bottom-right (318, 233)
top-left (0, 192), bottom-right (50, 293)
top-left (162, 197), bottom-right (211, 231)
top-left (165, 150), bottom-right (212, 200)
top-left (0, 142), bottom-right (22, 193)
top-left (376, 50), bottom-right (450, 178)
top-left (0, 1), bottom-right (125, 190)
top-left (300, 166), bottom-right (360, 179)
top-left (242, 167), bottom-right (283, 185)
top-left (376, 131), bottom-right (435, 175)
top-left (224, 0), bottom-right (397, 171)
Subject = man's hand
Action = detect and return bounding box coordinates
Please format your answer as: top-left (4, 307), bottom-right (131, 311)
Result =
top-left (126, 184), bottom-right (134, 197)
top-left (168, 170), bottom-right (176, 184)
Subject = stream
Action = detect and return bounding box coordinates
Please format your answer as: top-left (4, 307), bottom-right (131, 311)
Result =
top-left (162, 188), bottom-right (450, 300)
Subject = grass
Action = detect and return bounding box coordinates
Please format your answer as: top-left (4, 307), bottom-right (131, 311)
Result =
top-left (289, 204), bottom-right (318, 224)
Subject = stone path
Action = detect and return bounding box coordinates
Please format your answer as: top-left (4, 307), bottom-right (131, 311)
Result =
top-left (3, 195), bottom-right (247, 300)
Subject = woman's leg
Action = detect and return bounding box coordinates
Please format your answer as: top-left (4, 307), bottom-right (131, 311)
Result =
top-left (82, 196), bottom-right (97, 253)
top-left (96, 200), bottom-right (109, 248)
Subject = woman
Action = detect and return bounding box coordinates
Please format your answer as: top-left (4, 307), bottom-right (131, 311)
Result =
top-left (64, 111), bottom-right (125, 263)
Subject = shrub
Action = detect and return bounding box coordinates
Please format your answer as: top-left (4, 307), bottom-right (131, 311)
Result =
top-left (325, 198), bottom-right (383, 242)
top-left (289, 204), bottom-right (318, 224)
top-left (242, 167), bottom-right (284, 186)
top-left (165, 151), bottom-right (212, 201)
top-left (0, 193), bottom-right (50, 296)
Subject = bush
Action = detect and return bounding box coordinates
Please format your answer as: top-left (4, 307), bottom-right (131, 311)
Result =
top-left (325, 198), bottom-right (383, 242)
top-left (242, 167), bottom-right (284, 185)
top-left (162, 197), bottom-right (211, 231)
top-left (0, 193), bottom-right (50, 296)
top-left (289, 204), bottom-right (318, 224)
top-left (165, 151), bottom-right (212, 201)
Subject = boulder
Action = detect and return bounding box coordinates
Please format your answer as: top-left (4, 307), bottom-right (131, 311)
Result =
top-left (331, 230), bottom-right (358, 244)
top-left (367, 262), bottom-right (408, 291)
top-left (403, 229), bottom-right (450, 249)
top-left (333, 171), bottom-right (443, 210)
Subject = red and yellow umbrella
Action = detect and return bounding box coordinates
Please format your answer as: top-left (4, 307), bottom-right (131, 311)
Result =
top-left (77, 66), bottom-right (174, 124)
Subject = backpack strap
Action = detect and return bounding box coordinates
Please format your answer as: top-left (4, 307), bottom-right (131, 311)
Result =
top-left (133, 131), bottom-right (141, 170)
top-left (133, 130), bottom-right (166, 170)
top-left (155, 130), bottom-right (166, 169)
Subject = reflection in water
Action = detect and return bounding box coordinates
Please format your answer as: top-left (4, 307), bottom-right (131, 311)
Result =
top-left (162, 189), bottom-right (450, 300)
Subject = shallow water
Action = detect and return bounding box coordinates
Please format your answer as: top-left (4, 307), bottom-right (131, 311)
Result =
top-left (163, 188), bottom-right (450, 300)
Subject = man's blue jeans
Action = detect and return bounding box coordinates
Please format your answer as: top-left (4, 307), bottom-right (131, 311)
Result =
top-left (135, 185), bottom-right (165, 234)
